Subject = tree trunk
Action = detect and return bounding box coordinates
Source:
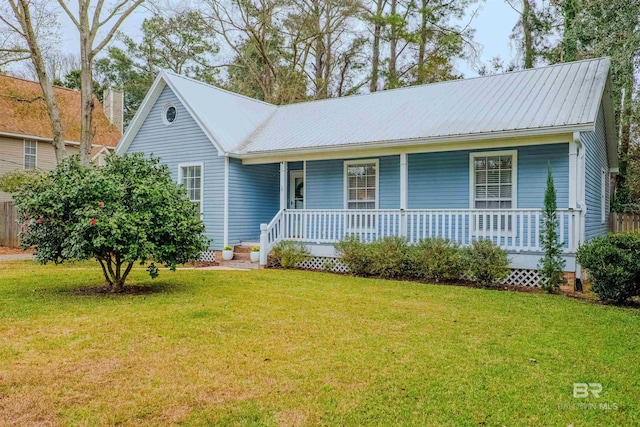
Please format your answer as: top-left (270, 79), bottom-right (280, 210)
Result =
top-left (11, 0), bottom-right (67, 162)
top-left (369, 0), bottom-right (384, 92)
top-left (323, 7), bottom-right (332, 98)
top-left (562, 0), bottom-right (577, 62)
top-left (416, 0), bottom-right (428, 83)
top-left (522, 0), bottom-right (534, 68)
top-left (388, 0), bottom-right (399, 88)
top-left (79, 40), bottom-right (95, 166)
top-left (100, 255), bottom-right (134, 292)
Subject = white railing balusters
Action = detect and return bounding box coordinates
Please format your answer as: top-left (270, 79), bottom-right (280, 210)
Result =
top-left (261, 208), bottom-right (579, 264)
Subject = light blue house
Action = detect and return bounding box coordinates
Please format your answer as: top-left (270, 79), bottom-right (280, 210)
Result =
top-left (116, 57), bottom-right (617, 287)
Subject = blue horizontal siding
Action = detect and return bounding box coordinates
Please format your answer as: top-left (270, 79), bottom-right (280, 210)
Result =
top-left (408, 151), bottom-right (469, 209)
top-left (228, 158), bottom-right (280, 244)
top-left (306, 156), bottom-right (400, 209)
top-left (408, 144), bottom-right (569, 209)
top-left (582, 105), bottom-right (609, 241)
top-left (518, 144), bottom-right (569, 208)
top-left (126, 86), bottom-right (223, 249)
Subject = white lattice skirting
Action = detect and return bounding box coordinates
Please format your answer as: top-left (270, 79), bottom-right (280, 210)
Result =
top-left (274, 256), bottom-right (542, 287)
top-left (199, 250), bottom-right (216, 262)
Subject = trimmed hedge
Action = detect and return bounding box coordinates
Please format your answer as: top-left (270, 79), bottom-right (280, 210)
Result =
top-left (462, 239), bottom-right (510, 287)
top-left (335, 236), bottom-right (510, 286)
top-left (271, 241), bottom-right (311, 268)
top-left (408, 238), bottom-right (464, 282)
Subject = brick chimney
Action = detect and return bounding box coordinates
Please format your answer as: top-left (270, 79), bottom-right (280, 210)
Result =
top-left (103, 88), bottom-right (124, 133)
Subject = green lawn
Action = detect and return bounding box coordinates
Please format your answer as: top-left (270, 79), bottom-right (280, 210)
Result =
top-left (0, 261), bottom-right (638, 426)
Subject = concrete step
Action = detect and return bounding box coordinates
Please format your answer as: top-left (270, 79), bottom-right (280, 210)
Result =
top-left (218, 260), bottom-right (259, 270)
top-left (232, 252), bottom-right (251, 261)
top-left (233, 245), bottom-right (253, 254)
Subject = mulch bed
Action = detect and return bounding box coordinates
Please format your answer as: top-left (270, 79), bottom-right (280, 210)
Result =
top-left (70, 284), bottom-right (169, 296)
top-left (0, 246), bottom-right (34, 255)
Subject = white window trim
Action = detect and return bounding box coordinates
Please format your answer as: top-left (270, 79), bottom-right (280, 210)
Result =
top-left (469, 150), bottom-right (517, 237)
top-left (601, 167), bottom-right (607, 224)
top-left (469, 150), bottom-right (518, 209)
top-left (23, 139), bottom-right (37, 170)
top-left (343, 158), bottom-right (380, 210)
top-left (178, 162), bottom-right (204, 214)
top-left (162, 103), bottom-right (177, 126)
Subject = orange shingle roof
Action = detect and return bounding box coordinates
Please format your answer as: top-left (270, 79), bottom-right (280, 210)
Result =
top-left (0, 74), bottom-right (121, 148)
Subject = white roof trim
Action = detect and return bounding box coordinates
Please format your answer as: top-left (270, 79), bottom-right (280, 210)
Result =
top-left (116, 71), bottom-right (226, 156)
top-left (0, 130), bottom-right (105, 148)
top-left (236, 123), bottom-right (592, 160)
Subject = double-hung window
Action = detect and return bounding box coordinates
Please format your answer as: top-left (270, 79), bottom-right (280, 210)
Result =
top-left (345, 160), bottom-right (378, 210)
top-left (345, 160), bottom-right (378, 232)
top-left (470, 151), bottom-right (517, 232)
top-left (179, 163), bottom-right (203, 214)
top-left (24, 140), bottom-right (37, 170)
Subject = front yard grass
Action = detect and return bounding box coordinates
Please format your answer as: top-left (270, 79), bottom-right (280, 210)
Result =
top-left (0, 261), bottom-right (638, 426)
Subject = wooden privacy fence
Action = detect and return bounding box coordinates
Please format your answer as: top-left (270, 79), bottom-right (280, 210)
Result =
top-left (610, 212), bottom-right (640, 233)
top-left (0, 202), bottom-right (21, 248)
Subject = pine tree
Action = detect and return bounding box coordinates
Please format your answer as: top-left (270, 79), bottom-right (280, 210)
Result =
top-left (538, 166), bottom-right (566, 292)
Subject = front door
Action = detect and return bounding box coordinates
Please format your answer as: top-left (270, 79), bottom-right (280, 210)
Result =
top-left (289, 170), bottom-right (304, 209)
top-left (289, 170), bottom-right (305, 238)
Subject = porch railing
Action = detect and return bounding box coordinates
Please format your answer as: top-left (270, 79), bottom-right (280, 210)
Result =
top-left (260, 208), bottom-right (580, 265)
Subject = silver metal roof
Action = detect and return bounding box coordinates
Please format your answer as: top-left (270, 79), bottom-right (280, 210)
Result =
top-left (236, 57), bottom-right (610, 154)
top-left (121, 58), bottom-right (610, 157)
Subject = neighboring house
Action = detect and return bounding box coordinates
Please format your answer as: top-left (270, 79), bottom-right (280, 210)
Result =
top-left (117, 57), bottom-right (617, 287)
top-left (0, 74), bottom-right (123, 202)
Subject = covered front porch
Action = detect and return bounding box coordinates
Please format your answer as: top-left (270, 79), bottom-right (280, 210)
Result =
top-left (253, 141), bottom-right (582, 268)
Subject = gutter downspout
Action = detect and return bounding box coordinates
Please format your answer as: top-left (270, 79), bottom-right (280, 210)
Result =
top-left (224, 155), bottom-right (229, 248)
top-left (574, 131), bottom-right (587, 290)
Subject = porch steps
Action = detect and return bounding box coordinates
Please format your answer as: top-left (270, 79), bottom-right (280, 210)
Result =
top-left (214, 245), bottom-right (259, 270)
top-left (218, 260), bottom-right (259, 270)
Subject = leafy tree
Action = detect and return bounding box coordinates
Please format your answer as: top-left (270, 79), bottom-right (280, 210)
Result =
top-left (94, 46), bottom-right (156, 128)
top-left (12, 154), bottom-right (209, 292)
top-left (54, 69), bottom-right (105, 102)
top-left (538, 166), bottom-right (565, 292)
top-left (1, 0), bottom-right (68, 162)
top-left (56, 0), bottom-right (145, 166)
top-left (128, 11), bottom-right (219, 78)
top-left (94, 9), bottom-right (220, 127)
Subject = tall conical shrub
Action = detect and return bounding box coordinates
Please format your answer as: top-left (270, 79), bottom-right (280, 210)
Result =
top-left (538, 166), bottom-right (566, 292)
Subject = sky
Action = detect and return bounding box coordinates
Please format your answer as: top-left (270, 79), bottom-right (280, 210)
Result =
top-left (56, 0), bottom-right (520, 79)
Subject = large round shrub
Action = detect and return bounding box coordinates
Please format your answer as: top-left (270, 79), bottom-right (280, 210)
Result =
top-left (577, 233), bottom-right (640, 304)
top-left (13, 154), bottom-right (209, 291)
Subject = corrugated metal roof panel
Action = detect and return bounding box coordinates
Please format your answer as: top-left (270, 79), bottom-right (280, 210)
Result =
top-left (235, 58), bottom-right (610, 154)
top-left (161, 58), bottom-right (610, 155)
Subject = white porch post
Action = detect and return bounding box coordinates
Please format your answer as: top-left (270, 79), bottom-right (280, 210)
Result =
top-left (568, 141), bottom-right (578, 209)
top-left (280, 161), bottom-right (288, 210)
top-left (259, 224), bottom-right (268, 266)
top-left (400, 153), bottom-right (408, 237)
top-left (223, 156), bottom-right (229, 247)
